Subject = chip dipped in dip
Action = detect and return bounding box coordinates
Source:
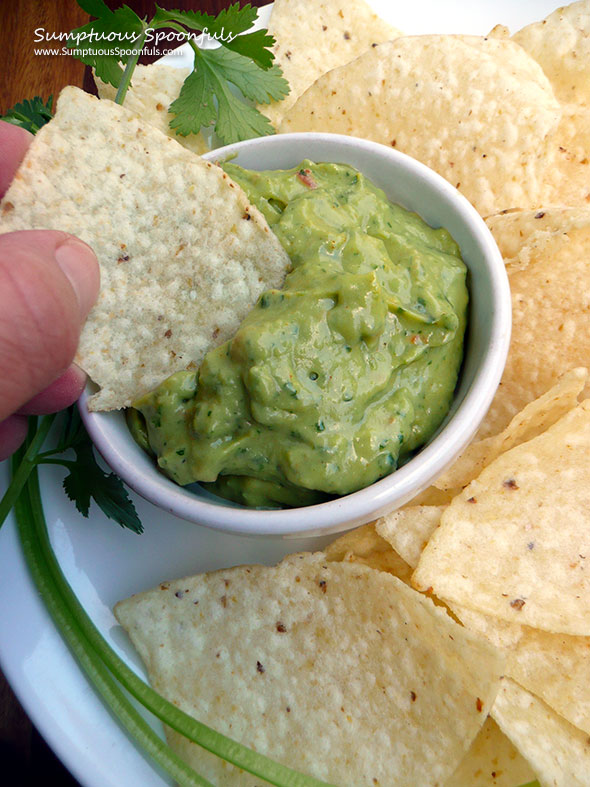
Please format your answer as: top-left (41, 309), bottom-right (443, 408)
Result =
top-left (130, 161), bottom-right (468, 508)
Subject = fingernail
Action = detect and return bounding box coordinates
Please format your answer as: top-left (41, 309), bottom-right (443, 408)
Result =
top-left (54, 236), bottom-right (99, 318)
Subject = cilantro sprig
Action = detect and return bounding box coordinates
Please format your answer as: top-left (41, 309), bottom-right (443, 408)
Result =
top-left (0, 409), bottom-right (141, 533)
top-left (67, 1), bottom-right (289, 145)
top-left (1, 96), bottom-right (54, 134)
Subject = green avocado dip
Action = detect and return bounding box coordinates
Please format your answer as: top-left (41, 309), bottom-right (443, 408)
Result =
top-left (129, 160), bottom-right (468, 508)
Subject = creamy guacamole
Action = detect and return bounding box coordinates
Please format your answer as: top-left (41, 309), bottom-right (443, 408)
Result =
top-left (130, 161), bottom-right (468, 508)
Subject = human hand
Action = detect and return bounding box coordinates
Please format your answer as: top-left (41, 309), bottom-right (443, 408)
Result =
top-left (0, 120), bottom-right (100, 461)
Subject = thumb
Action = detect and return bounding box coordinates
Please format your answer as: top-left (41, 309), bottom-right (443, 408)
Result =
top-left (0, 230), bottom-right (100, 422)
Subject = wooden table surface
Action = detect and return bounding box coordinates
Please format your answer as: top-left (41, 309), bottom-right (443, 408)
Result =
top-left (0, 1), bottom-right (266, 784)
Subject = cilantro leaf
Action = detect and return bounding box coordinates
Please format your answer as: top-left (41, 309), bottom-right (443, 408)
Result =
top-left (200, 47), bottom-right (288, 105)
top-left (203, 2), bottom-right (259, 37)
top-left (1, 96), bottom-right (53, 134)
top-left (168, 53), bottom-right (279, 144)
top-left (152, 3), bottom-right (257, 39)
top-left (150, 5), bottom-right (216, 33)
top-left (63, 441), bottom-right (142, 533)
top-left (53, 406), bottom-right (87, 453)
top-left (62, 445), bottom-right (92, 517)
top-left (223, 29), bottom-right (276, 70)
top-left (68, 0), bottom-right (144, 88)
top-left (168, 66), bottom-right (217, 136)
top-left (208, 66), bottom-right (276, 143)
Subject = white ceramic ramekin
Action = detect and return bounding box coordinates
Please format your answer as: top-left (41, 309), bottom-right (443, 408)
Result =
top-left (81, 132), bottom-right (511, 537)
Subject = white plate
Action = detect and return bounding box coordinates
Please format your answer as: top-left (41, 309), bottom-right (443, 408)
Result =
top-left (0, 2), bottom-right (564, 785)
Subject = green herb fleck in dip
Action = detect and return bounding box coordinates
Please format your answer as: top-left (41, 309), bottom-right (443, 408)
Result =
top-left (131, 161), bottom-right (468, 508)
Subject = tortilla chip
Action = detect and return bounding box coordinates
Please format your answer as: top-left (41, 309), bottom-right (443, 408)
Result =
top-left (94, 63), bottom-right (208, 155)
top-left (486, 204), bottom-right (590, 261)
top-left (405, 486), bottom-right (454, 507)
top-left (323, 522), bottom-right (413, 582)
top-left (540, 103), bottom-right (590, 207)
top-left (492, 678), bottom-right (590, 787)
top-left (115, 552), bottom-right (504, 786)
top-left (413, 399), bottom-right (590, 636)
top-left (376, 506), bottom-right (445, 570)
top-left (434, 368), bottom-right (588, 493)
top-left (451, 605), bottom-right (524, 652)
top-left (512, 0), bottom-right (590, 106)
top-left (0, 87), bottom-right (290, 410)
top-left (260, 0), bottom-right (400, 127)
top-left (446, 715), bottom-right (535, 787)
top-left (502, 625), bottom-right (590, 738)
top-left (487, 24), bottom-right (510, 40)
top-left (448, 605), bottom-right (590, 741)
top-left (478, 208), bottom-right (590, 437)
top-left (279, 35), bottom-right (561, 216)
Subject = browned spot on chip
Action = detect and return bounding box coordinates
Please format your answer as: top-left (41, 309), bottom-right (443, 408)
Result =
top-left (476, 697), bottom-right (483, 712)
top-left (117, 254), bottom-right (130, 263)
top-left (510, 598), bottom-right (526, 611)
top-left (410, 691), bottom-right (417, 702)
top-left (2, 202), bottom-right (14, 213)
top-left (467, 496), bottom-right (477, 504)
top-left (256, 660), bottom-right (265, 673)
top-left (502, 478), bottom-right (519, 490)
top-left (156, 102), bottom-right (164, 111)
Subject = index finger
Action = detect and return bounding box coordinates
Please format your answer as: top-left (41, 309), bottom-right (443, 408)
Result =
top-left (0, 120), bottom-right (33, 198)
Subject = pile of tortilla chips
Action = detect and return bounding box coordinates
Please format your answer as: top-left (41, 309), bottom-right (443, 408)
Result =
top-left (110, 1), bottom-right (590, 784)
top-left (285, 3), bottom-right (590, 782)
